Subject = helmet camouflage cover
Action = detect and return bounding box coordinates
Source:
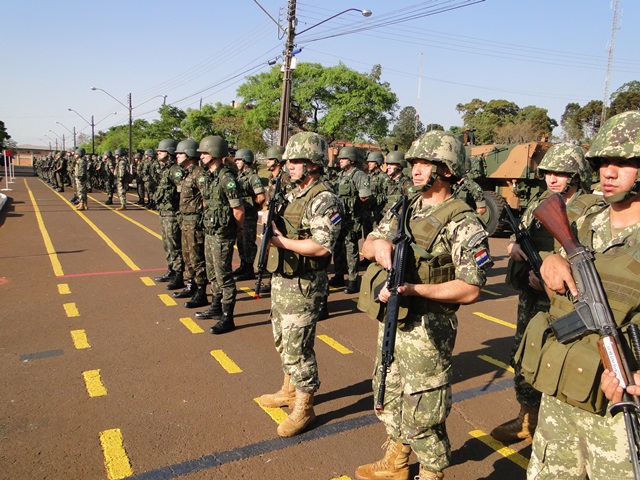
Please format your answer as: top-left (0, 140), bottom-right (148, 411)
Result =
top-left (538, 143), bottom-right (592, 190)
top-left (282, 132), bottom-right (328, 167)
top-left (406, 131), bottom-right (465, 178)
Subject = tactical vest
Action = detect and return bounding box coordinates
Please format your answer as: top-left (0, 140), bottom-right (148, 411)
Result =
top-left (203, 166), bottom-right (235, 236)
top-left (516, 238), bottom-right (640, 415)
top-left (267, 182), bottom-right (333, 276)
top-left (237, 169), bottom-right (256, 210)
top-left (155, 161), bottom-right (180, 212)
top-left (337, 168), bottom-right (363, 225)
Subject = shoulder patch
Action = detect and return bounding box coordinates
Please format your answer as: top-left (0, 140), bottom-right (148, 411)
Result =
top-left (175, 170), bottom-right (183, 179)
top-left (226, 180), bottom-right (237, 190)
top-left (467, 230), bottom-right (486, 248)
top-left (474, 249), bottom-right (491, 268)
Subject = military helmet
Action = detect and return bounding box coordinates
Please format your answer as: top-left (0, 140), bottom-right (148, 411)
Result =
top-left (406, 131), bottom-right (465, 178)
top-left (114, 148), bottom-right (126, 156)
top-left (175, 139), bottom-right (199, 158)
top-left (134, 152), bottom-right (143, 160)
top-left (266, 145), bottom-right (285, 163)
top-left (367, 151), bottom-right (384, 165)
top-left (282, 132), bottom-right (328, 167)
top-left (75, 147), bottom-right (86, 157)
top-left (104, 150), bottom-right (113, 157)
top-left (157, 138), bottom-right (178, 155)
top-left (537, 143), bottom-right (592, 190)
top-left (197, 135), bottom-right (228, 158)
top-left (337, 146), bottom-right (359, 164)
top-left (385, 150), bottom-right (406, 168)
top-left (144, 149), bottom-right (156, 159)
top-left (234, 148), bottom-right (254, 164)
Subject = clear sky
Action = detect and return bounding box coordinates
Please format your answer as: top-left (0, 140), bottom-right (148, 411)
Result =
top-left (3, 0), bottom-right (639, 148)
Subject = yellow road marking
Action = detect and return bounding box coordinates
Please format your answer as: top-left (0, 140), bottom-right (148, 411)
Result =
top-left (83, 369), bottom-right (107, 397)
top-left (332, 477), bottom-right (352, 480)
top-left (64, 303), bottom-right (80, 317)
top-left (253, 397), bottom-right (288, 424)
top-left (90, 195), bottom-right (161, 239)
top-left (25, 180), bottom-right (64, 276)
top-left (210, 350), bottom-right (242, 374)
top-left (180, 317), bottom-right (204, 333)
top-left (317, 334), bottom-right (353, 354)
top-left (239, 286), bottom-right (256, 297)
top-left (140, 276), bottom-right (155, 286)
top-left (473, 312), bottom-right (516, 329)
top-left (70, 329), bottom-right (91, 349)
top-left (478, 354), bottom-right (514, 374)
top-left (99, 428), bottom-right (133, 479)
top-left (158, 294), bottom-right (177, 306)
top-left (57, 283), bottom-right (71, 294)
top-left (468, 430), bottom-right (529, 469)
top-left (481, 288), bottom-right (501, 296)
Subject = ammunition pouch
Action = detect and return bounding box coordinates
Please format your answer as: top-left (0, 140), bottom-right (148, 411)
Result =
top-left (357, 262), bottom-right (409, 322)
top-left (505, 258), bottom-right (531, 291)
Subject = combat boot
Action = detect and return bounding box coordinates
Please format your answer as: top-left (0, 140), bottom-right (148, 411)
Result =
top-left (83, 201), bottom-right (89, 210)
top-left (154, 269), bottom-right (175, 283)
top-left (232, 262), bottom-right (246, 276)
top-left (184, 284), bottom-right (208, 308)
top-left (173, 279), bottom-right (196, 299)
top-left (235, 266), bottom-right (256, 281)
top-left (116, 204), bottom-right (127, 211)
top-left (355, 439), bottom-right (411, 480)
top-left (195, 296), bottom-right (222, 320)
top-left (319, 296), bottom-right (329, 320)
top-left (105, 196), bottom-right (113, 205)
top-left (209, 304), bottom-right (236, 335)
top-left (75, 201), bottom-right (86, 211)
top-left (344, 279), bottom-right (360, 294)
top-left (328, 275), bottom-right (345, 287)
top-left (259, 374), bottom-right (296, 408)
top-left (70, 194), bottom-right (78, 204)
top-left (277, 390), bottom-right (315, 437)
top-left (490, 403), bottom-right (539, 444)
top-left (167, 271), bottom-right (185, 290)
top-left (415, 467), bottom-right (444, 480)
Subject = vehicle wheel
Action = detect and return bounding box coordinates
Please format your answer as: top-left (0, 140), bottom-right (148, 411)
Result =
top-left (480, 191), bottom-right (507, 236)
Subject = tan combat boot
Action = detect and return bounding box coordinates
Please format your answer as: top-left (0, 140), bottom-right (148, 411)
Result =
top-left (276, 390), bottom-right (315, 437)
top-left (415, 466), bottom-right (444, 479)
top-left (355, 438), bottom-right (411, 480)
top-left (259, 374), bottom-right (296, 408)
top-left (116, 204), bottom-right (126, 211)
top-left (75, 201), bottom-right (86, 211)
top-left (83, 201), bottom-right (89, 210)
top-left (490, 403), bottom-right (539, 444)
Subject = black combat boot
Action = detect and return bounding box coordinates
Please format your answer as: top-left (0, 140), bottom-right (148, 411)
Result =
top-left (344, 279), bottom-right (359, 294)
top-left (184, 284), bottom-right (208, 308)
top-left (195, 296), bottom-right (222, 320)
top-left (172, 279), bottom-right (195, 298)
top-left (167, 271), bottom-right (185, 290)
top-left (232, 262), bottom-right (246, 276)
top-left (70, 194), bottom-right (79, 204)
top-left (154, 269), bottom-right (174, 283)
top-left (210, 304), bottom-right (236, 335)
top-left (105, 196), bottom-right (113, 205)
top-left (328, 275), bottom-right (345, 287)
top-left (235, 265), bottom-right (256, 281)
top-left (319, 296), bottom-right (329, 320)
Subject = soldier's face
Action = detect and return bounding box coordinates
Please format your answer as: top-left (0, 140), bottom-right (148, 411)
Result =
top-left (157, 151), bottom-right (168, 161)
top-left (339, 158), bottom-right (351, 170)
top-left (600, 158), bottom-right (639, 197)
top-left (200, 153), bottom-right (213, 166)
top-left (288, 159), bottom-right (311, 180)
top-left (368, 161), bottom-right (378, 172)
top-left (176, 152), bottom-right (188, 165)
top-left (411, 159), bottom-right (435, 186)
top-left (234, 158), bottom-right (245, 170)
top-left (544, 172), bottom-right (571, 193)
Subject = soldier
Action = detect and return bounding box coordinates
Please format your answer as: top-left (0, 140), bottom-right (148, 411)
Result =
top-left (365, 151), bottom-right (390, 238)
top-left (492, 143), bottom-right (600, 445)
top-left (356, 131), bottom-right (493, 480)
top-left (73, 147), bottom-right (89, 210)
top-left (170, 139), bottom-right (208, 309)
top-left (153, 139), bottom-right (185, 289)
top-left (384, 150), bottom-right (413, 209)
top-left (143, 149), bottom-right (157, 208)
top-left (114, 148), bottom-right (129, 211)
top-left (85, 154), bottom-right (94, 193)
top-left (194, 136), bottom-right (244, 334)
top-left (68, 152), bottom-right (79, 204)
top-left (258, 132), bottom-right (342, 437)
top-left (53, 150), bottom-right (66, 192)
top-left (520, 111), bottom-right (640, 479)
top-left (103, 151), bottom-right (116, 205)
top-left (329, 146), bottom-right (372, 294)
top-left (232, 148), bottom-right (265, 281)
top-left (453, 175), bottom-right (487, 215)
top-left (133, 152), bottom-right (145, 205)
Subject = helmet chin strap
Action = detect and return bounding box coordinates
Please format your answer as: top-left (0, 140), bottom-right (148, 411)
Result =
top-left (413, 171), bottom-right (442, 192)
top-left (605, 180), bottom-right (640, 204)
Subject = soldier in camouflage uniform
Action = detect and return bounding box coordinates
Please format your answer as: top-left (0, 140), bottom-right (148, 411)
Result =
top-left (258, 132), bottom-right (342, 437)
top-left (114, 148), bottom-right (129, 211)
top-left (171, 139), bottom-right (208, 309)
top-left (132, 153), bottom-right (145, 205)
top-left (330, 146), bottom-right (372, 294)
top-left (453, 175), bottom-right (486, 215)
top-left (385, 150), bottom-right (413, 209)
top-left (103, 151), bottom-right (116, 205)
top-left (357, 131), bottom-right (493, 480)
top-left (364, 151), bottom-right (390, 238)
top-left (492, 143), bottom-right (600, 444)
top-left (233, 148), bottom-right (266, 281)
top-left (153, 139), bottom-right (185, 289)
top-left (194, 136), bottom-right (245, 334)
top-left (74, 148), bottom-right (89, 210)
top-left (521, 111), bottom-right (640, 479)
top-left (142, 149), bottom-right (157, 208)
top-left (53, 150), bottom-right (66, 192)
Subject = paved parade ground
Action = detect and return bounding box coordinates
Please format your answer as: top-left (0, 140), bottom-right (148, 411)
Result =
top-left (1, 172), bottom-right (531, 479)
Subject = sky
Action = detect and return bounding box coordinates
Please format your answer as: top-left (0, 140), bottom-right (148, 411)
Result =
top-left (3, 0), bottom-right (639, 148)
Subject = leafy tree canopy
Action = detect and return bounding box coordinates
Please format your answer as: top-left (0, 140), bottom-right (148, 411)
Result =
top-left (0, 120), bottom-right (11, 150)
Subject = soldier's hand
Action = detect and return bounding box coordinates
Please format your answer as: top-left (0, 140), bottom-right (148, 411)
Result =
top-left (373, 239), bottom-right (394, 270)
top-left (508, 242), bottom-right (527, 262)
top-left (601, 369), bottom-right (640, 402)
top-left (378, 285), bottom-right (391, 303)
top-left (476, 207), bottom-right (487, 215)
top-left (528, 270), bottom-right (543, 291)
top-left (540, 254), bottom-right (577, 297)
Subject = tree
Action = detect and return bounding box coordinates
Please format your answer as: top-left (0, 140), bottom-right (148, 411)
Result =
top-left (456, 99), bottom-right (520, 144)
top-left (0, 120), bottom-right (11, 149)
top-left (517, 105), bottom-right (557, 141)
top-left (577, 100), bottom-right (603, 139)
top-left (560, 103), bottom-right (583, 142)
top-left (389, 106), bottom-right (424, 151)
top-left (144, 105), bottom-right (187, 147)
top-left (608, 81), bottom-right (640, 117)
top-left (181, 104), bottom-right (218, 139)
top-left (494, 121), bottom-right (538, 144)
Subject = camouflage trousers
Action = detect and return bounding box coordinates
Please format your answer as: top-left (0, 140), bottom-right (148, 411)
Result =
top-left (159, 212), bottom-right (183, 273)
top-left (144, 181), bottom-right (155, 203)
top-left (373, 312), bottom-right (457, 473)
top-left (137, 181), bottom-right (145, 201)
top-left (204, 233), bottom-right (236, 306)
top-left (511, 290), bottom-right (549, 406)
top-left (270, 270), bottom-right (327, 393)
top-left (116, 179), bottom-right (127, 206)
top-left (333, 227), bottom-right (361, 281)
top-left (105, 175), bottom-right (114, 196)
top-left (75, 177), bottom-right (87, 202)
top-left (181, 218), bottom-right (206, 285)
top-left (527, 394), bottom-right (634, 479)
top-left (237, 209), bottom-right (258, 270)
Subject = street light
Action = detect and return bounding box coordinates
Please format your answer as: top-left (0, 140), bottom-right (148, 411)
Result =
top-left (276, 5), bottom-right (372, 146)
top-left (49, 130), bottom-right (65, 151)
top-left (91, 88), bottom-right (167, 158)
top-left (56, 121), bottom-right (76, 149)
top-left (44, 134), bottom-right (57, 151)
top-left (68, 109), bottom-right (95, 155)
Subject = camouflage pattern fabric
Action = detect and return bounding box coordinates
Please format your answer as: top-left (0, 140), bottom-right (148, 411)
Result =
top-left (179, 164), bottom-right (206, 285)
top-left (104, 156), bottom-right (115, 196)
top-left (74, 156), bottom-right (88, 202)
top-left (159, 214), bottom-right (183, 273)
top-left (364, 167), bottom-right (391, 236)
top-left (385, 173), bottom-right (413, 210)
top-left (204, 233), bottom-right (236, 306)
top-left (115, 157), bottom-right (129, 206)
top-left (406, 131), bottom-right (465, 178)
top-left (453, 176), bottom-right (486, 211)
top-left (236, 168), bottom-right (264, 268)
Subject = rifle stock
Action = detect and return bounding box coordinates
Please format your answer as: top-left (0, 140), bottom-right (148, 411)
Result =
top-left (254, 177), bottom-right (281, 299)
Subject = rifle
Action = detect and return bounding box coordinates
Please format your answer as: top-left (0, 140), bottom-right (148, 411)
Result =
top-left (533, 192), bottom-right (640, 479)
top-left (501, 205), bottom-right (544, 287)
top-left (376, 195), bottom-right (411, 412)
top-left (254, 176), bottom-right (281, 299)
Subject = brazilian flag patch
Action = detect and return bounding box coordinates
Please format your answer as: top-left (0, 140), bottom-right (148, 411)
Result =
top-left (226, 180), bottom-right (236, 190)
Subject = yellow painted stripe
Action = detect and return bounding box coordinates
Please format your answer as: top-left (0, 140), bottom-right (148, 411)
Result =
top-left (211, 349), bottom-right (242, 374)
top-left (99, 428), bottom-right (133, 479)
top-left (332, 476), bottom-right (352, 480)
top-left (140, 276), bottom-right (155, 286)
top-left (473, 312), bottom-right (516, 329)
top-left (253, 397), bottom-right (288, 424)
top-left (64, 302), bottom-right (80, 317)
top-left (478, 354), bottom-right (514, 374)
top-left (481, 288), bottom-right (501, 296)
top-left (90, 195), bottom-right (161, 239)
top-left (70, 329), bottom-right (91, 349)
top-left (25, 180), bottom-right (64, 276)
top-left (83, 369), bottom-right (107, 397)
top-left (317, 334), bottom-right (353, 354)
top-left (469, 429), bottom-right (529, 469)
top-left (158, 294), bottom-right (177, 306)
top-left (58, 283), bottom-right (71, 294)
top-left (180, 317), bottom-right (204, 334)
top-left (239, 286), bottom-right (256, 297)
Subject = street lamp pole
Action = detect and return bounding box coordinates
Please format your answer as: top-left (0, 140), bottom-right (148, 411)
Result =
top-left (56, 122), bottom-right (77, 149)
top-left (49, 130), bottom-right (65, 151)
top-left (68, 109), bottom-right (96, 154)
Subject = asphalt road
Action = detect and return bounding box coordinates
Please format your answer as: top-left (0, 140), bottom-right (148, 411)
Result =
top-left (0, 174), bottom-right (531, 480)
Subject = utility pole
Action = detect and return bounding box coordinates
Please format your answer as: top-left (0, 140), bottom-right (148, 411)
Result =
top-left (277, 0), bottom-right (297, 147)
top-left (128, 93), bottom-right (133, 159)
top-left (601, 0), bottom-right (620, 125)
